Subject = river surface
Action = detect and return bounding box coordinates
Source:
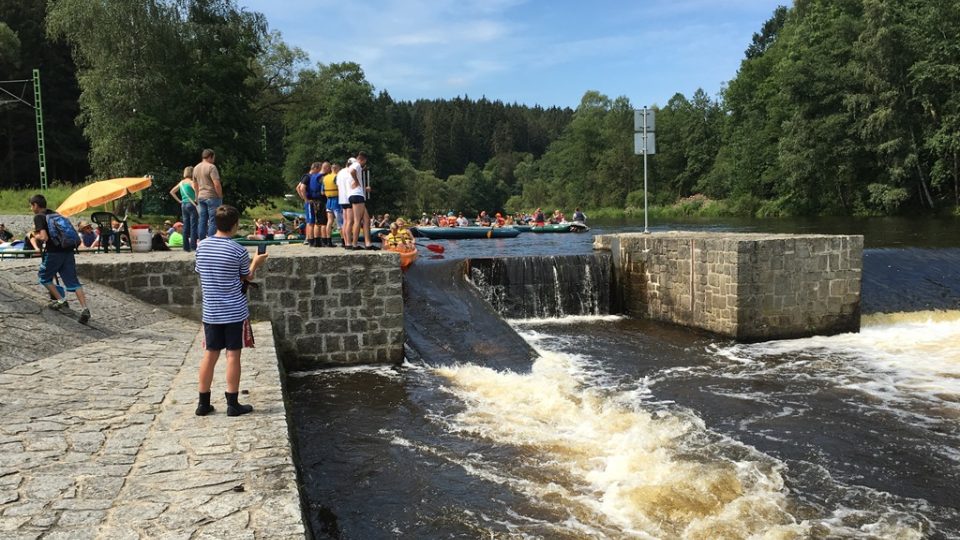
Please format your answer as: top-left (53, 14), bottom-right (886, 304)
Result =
top-left (286, 217), bottom-right (960, 539)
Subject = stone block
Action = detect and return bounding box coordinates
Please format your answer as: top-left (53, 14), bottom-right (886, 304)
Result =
top-left (313, 277), bottom-right (329, 295)
top-left (310, 299), bottom-right (325, 318)
top-left (170, 287), bottom-right (196, 306)
top-left (330, 274), bottom-right (348, 289)
top-left (340, 292), bottom-right (361, 307)
top-left (324, 335), bottom-right (342, 353)
top-left (324, 319), bottom-right (348, 334)
top-left (286, 315), bottom-right (304, 336)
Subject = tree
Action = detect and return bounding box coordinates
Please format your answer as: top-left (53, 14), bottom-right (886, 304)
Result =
top-left (0, 0), bottom-right (90, 187)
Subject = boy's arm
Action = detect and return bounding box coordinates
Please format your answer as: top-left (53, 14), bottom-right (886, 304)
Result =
top-left (242, 253), bottom-right (268, 282)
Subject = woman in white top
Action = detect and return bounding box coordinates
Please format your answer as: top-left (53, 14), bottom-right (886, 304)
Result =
top-left (336, 160), bottom-right (355, 249)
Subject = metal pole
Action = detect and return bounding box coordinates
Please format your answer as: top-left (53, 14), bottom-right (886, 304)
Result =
top-left (261, 124), bottom-right (267, 156)
top-left (32, 69), bottom-right (48, 191)
top-left (643, 106), bottom-right (649, 234)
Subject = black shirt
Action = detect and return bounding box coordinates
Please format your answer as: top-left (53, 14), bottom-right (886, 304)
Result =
top-left (0, 228), bottom-right (12, 242)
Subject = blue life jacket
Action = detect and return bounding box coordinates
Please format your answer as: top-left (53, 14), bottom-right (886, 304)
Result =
top-left (307, 172), bottom-right (325, 200)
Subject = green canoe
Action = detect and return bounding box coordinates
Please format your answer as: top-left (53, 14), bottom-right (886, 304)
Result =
top-left (417, 226), bottom-right (521, 240)
top-left (529, 223), bottom-right (590, 233)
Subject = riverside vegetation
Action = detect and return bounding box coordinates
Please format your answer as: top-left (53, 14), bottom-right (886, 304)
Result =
top-left (1, 1), bottom-right (958, 219)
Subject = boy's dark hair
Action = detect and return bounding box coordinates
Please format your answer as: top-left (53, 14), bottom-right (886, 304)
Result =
top-left (29, 194), bottom-right (47, 208)
top-left (214, 205), bottom-right (240, 232)
top-left (357, 151), bottom-right (368, 160)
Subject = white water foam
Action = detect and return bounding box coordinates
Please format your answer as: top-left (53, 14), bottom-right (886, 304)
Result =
top-left (713, 311), bottom-right (960, 416)
top-left (432, 349), bottom-right (810, 538)
top-left (507, 314), bottom-right (625, 326)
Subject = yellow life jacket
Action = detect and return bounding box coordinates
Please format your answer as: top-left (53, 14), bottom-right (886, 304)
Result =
top-left (323, 172), bottom-right (338, 197)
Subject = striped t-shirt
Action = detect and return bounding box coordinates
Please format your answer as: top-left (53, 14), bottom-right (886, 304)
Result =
top-left (195, 236), bottom-right (250, 324)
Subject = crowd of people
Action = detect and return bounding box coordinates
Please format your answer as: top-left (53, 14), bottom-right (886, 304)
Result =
top-left (415, 207), bottom-right (587, 228)
top-left (293, 153), bottom-right (383, 250)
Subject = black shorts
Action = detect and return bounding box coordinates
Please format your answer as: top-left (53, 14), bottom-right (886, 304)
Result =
top-left (204, 321), bottom-right (244, 351)
top-left (348, 195), bottom-right (366, 204)
top-left (340, 202), bottom-right (352, 210)
top-left (306, 199), bottom-right (327, 225)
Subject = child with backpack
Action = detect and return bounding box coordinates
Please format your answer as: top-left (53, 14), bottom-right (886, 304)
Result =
top-left (29, 194), bottom-right (91, 324)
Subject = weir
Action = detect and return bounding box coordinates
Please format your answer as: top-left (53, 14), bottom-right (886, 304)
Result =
top-left (71, 247), bottom-right (405, 370)
top-left (466, 254), bottom-right (613, 319)
top-left (403, 260), bottom-right (536, 370)
top-left (594, 232), bottom-right (863, 341)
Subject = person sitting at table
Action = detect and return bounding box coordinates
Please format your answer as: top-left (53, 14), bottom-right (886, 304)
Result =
top-left (77, 220), bottom-right (100, 249)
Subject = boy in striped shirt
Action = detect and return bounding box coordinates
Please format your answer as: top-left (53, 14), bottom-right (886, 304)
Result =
top-left (194, 205), bottom-right (268, 416)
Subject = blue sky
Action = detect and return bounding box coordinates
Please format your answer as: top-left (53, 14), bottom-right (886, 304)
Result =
top-left (239, 0), bottom-right (787, 108)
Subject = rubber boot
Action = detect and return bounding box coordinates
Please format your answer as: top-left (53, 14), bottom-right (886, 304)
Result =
top-left (195, 392), bottom-right (215, 416)
top-left (225, 391), bottom-right (253, 417)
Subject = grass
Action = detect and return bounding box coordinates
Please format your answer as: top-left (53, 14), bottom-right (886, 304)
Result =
top-left (0, 185), bottom-right (79, 215)
top-left (0, 185), bottom-right (299, 233)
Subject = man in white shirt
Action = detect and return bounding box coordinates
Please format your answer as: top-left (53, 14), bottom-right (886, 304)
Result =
top-left (347, 152), bottom-right (377, 250)
top-left (335, 159), bottom-right (355, 249)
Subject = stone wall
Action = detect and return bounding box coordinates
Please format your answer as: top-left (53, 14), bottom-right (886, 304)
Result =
top-left (594, 232), bottom-right (862, 341)
top-left (75, 248), bottom-right (404, 369)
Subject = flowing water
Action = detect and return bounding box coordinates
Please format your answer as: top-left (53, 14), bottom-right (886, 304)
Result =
top-left (287, 217), bottom-right (960, 539)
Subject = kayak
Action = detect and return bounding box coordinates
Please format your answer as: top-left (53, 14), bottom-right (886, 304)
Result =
top-left (513, 225), bottom-right (533, 232)
top-left (385, 246), bottom-right (419, 270)
top-left (530, 223), bottom-right (590, 233)
top-left (417, 226), bottom-right (521, 240)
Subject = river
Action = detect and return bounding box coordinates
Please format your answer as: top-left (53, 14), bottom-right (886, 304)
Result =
top-left (286, 217), bottom-right (960, 539)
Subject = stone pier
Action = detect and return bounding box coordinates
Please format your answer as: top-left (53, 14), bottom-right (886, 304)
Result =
top-left (594, 232), bottom-right (863, 341)
top-left (73, 246), bottom-right (405, 370)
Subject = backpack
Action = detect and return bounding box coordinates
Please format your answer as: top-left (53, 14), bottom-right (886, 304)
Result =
top-left (307, 172), bottom-right (324, 200)
top-left (45, 212), bottom-right (80, 250)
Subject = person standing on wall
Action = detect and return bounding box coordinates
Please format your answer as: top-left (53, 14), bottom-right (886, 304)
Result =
top-left (29, 194), bottom-right (91, 324)
top-left (322, 162), bottom-right (341, 246)
top-left (296, 162), bottom-right (323, 247)
top-left (194, 149), bottom-right (223, 241)
top-left (169, 166), bottom-right (200, 252)
top-left (336, 159), bottom-right (355, 249)
top-left (349, 152), bottom-right (379, 250)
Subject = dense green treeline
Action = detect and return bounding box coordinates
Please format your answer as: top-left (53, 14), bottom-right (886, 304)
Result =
top-left (1, 0), bottom-right (958, 218)
top-left (0, 1), bottom-right (89, 185)
top-left (513, 1), bottom-right (960, 217)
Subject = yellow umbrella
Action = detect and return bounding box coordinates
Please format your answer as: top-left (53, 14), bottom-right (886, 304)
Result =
top-left (56, 177), bottom-right (153, 217)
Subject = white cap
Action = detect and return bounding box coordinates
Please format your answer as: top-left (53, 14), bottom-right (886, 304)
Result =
top-left (347, 157), bottom-right (357, 165)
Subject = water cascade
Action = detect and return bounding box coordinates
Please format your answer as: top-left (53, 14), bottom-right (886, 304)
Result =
top-left (467, 254), bottom-right (614, 319)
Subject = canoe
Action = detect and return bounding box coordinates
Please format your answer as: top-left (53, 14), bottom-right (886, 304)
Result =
top-left (234, 238), bottom-right (301, 246)
top-left (529, 223), bottom-right (590, 233)
top-left (513, 225), bottom-right (532, 232)
top-left (417, 226), bottom-right (521, 240)
top-left (385, 246), bottom-right (419, 270)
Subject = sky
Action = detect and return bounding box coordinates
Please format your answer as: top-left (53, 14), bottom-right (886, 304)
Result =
top-left (239, 0), bottom-right (788, 109)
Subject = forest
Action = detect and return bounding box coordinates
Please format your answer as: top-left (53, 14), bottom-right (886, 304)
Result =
top-left (1, 0), bottom-right (958, 218)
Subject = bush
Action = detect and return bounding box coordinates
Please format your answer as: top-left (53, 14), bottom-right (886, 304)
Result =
top-left (867, 183), bottom-right (909, 214)
top-left (625, 189), bottom-right (648, 209)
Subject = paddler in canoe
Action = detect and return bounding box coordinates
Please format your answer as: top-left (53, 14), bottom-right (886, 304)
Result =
top-left (383, 220), bottom-right (418, 270)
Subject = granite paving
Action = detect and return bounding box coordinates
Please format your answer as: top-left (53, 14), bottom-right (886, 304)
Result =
top-left (0, 312), bottom-right (305, 539)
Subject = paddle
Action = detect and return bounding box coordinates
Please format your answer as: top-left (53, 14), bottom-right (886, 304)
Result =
top-left (421, 242), bottom-right (444, 253)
